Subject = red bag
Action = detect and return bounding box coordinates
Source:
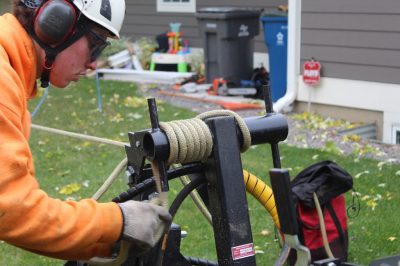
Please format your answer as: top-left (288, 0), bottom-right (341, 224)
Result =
top-left (297, 195), bottom-right (348, 262)
top-left (288, 161), bottom-right (353, 264)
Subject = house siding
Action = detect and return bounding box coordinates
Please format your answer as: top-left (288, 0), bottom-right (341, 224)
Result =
top-left (121, 0), bottom-right (287, 53)
top-left (301, 0), bottom-right (400, 84)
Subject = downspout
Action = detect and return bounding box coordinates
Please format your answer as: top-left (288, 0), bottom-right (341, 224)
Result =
top-left (273, 0), bottom-right (302, 113)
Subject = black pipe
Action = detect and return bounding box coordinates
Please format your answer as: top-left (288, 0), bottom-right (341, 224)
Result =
top-left (243, 113), bottom-right (288, 145)
top-left (143, 130), bottom-right (170, 161)
top-left (145, 98), bottom-right (170, 161)
top-left (141, 113), bottom-right (288, 160)
top-left (263, 84), bottom-right (273, 113)
top-left (148, 98), bottom-right (160, 130)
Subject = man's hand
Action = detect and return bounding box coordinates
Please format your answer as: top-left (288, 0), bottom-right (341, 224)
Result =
top-left (117, 200), bottom-right (172, 255)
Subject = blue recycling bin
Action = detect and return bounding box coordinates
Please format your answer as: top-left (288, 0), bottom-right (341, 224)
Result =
top-left (261, 15), bottom-right (288, 102)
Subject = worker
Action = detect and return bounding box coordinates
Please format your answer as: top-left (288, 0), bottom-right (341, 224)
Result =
top-left (0, 0), bottom-right (171, 261)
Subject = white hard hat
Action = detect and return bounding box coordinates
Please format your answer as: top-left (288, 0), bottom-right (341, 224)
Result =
top-left (72, 0), bottom-right (126, 38)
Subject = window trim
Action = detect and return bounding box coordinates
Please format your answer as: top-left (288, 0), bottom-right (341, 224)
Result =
top-left (157, 0), bottom-right (196, 13)
top-left (392, 125), bottom-right (400, 144)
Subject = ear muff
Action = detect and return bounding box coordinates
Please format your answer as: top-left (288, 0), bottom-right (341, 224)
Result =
top-left (34, 0), bottom-right (77, 45)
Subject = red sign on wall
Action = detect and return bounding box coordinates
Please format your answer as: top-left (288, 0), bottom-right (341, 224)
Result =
top-left (303, 60), bottom-right (321, 85)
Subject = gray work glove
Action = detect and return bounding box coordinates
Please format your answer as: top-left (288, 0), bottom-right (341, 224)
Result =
top-left (117, 200), bottom-right (172, 256)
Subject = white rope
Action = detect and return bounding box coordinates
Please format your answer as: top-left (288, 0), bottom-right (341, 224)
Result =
top-left (160, 118), bottom-right (213, 165)
top-left (160, 110), bottom-right (251, 166)
top-left (196, 110), bottom-right (251, 152)
top-left (31, 124), bottom-right (128, 147)
top-left (91, 158), bottom-right (128, 201)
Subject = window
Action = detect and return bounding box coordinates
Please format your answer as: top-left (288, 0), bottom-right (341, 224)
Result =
top-left (392, 126), bottom-right (400, 144)
top-left (397, 131), bottom-right (400, 144)
top-left (157, 0), bottom-right (196, 13)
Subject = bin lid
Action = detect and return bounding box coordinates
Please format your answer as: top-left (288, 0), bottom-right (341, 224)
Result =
top-left (260, 10), bottom-right (288, 22)
top-left (196, 7), bottom-right (263, 19)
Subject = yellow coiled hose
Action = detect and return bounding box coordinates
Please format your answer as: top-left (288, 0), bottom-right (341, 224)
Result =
top-left (243, 169), bottom-right (280, 229)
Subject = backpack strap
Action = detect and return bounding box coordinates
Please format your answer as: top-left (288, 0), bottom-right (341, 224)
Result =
top-left (325, 201), bottom-right (348, 258)
top-left (313, 193), bottom-right (334, 259)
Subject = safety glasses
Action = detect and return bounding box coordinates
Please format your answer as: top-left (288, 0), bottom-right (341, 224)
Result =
top-left (86, 27), bottom-right (110, 62)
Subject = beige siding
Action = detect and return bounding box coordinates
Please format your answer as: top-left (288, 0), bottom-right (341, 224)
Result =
top-left (121, 0), bottom-right (288, 53)
top-left (302, 0), bottom-right (400, 84)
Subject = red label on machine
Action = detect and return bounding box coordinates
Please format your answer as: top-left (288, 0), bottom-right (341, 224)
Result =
top-left (231, 243), bottom-right (255, 260)
top-left (303, 60), bottom-right (321, 85)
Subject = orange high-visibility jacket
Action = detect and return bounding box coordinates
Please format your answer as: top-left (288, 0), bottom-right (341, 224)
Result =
top-left (0, 13), bottom-right (122, 260)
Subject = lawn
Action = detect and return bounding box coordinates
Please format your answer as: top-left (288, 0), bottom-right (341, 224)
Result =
top-left (0, 78), bottom-right (398, 265)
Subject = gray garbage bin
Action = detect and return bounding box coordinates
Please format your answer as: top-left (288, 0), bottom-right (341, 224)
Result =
top-left (196, 7), bottom-right (263, 83)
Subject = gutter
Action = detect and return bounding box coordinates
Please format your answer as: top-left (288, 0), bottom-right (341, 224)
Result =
top-left (273, 0), bottom-right (302, 113)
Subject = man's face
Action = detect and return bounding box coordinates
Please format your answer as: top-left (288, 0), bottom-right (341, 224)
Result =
top-left (49, 26), bottom-right (110, 88)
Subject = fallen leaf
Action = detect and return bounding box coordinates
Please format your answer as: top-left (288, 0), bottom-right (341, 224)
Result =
top-left (123, 96), bottom-right (147, 108)
top-left (82, 141), bottom-right (92, 147)
top-left (355, 171), bottom-right (369, 179)
top-left (82, 180), bottom-right (90, 188)
top-left (129, 113), bottom-right (143, 119)
top-left (366, 199), bottom-right (377, 210)
top-left (59, 183), bottom-right (81, 195)
top-left (361, 195), bottom-right (370, 201)
top-left (377, 161), bottom-right (387, 171)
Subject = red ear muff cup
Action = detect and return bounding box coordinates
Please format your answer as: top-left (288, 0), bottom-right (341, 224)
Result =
top-left (34, 0), bottom-right (77, 45)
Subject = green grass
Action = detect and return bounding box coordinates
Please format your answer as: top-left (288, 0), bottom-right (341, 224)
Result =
top-left (0, 78), bottom-right (398, 265)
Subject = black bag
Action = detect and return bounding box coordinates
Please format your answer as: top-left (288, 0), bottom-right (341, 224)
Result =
top-left (288, 160), bottom-right (353, 264)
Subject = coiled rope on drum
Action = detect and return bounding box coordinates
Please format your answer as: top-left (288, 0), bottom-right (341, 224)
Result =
top-left (160, 109), bottom-right (251, 166)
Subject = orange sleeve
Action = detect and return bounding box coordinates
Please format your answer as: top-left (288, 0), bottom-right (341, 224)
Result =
top-left (0, 48), bottom-right (123, 260)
